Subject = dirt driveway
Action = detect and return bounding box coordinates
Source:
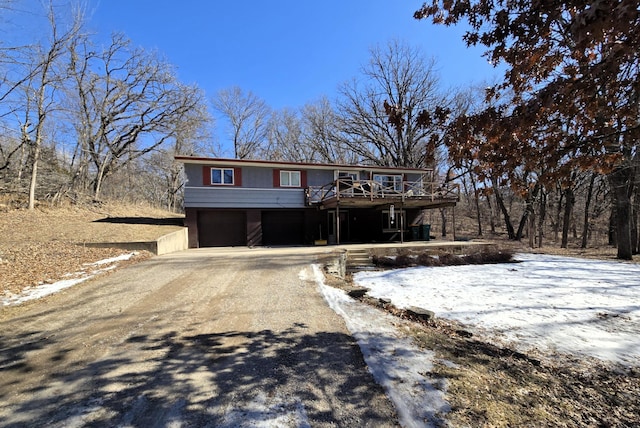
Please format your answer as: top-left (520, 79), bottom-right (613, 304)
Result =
top-left (0, 247), bottom-right (398, 427)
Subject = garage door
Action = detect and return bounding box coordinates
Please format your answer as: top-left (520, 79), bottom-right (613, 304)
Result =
top-left (262, 211), bottom-right (305, 246)
top-left (197, 210), bottom-right (246, 247)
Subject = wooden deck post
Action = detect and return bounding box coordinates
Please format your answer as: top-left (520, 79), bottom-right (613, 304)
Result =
top-left (452, 205), bottom-right (456, 241)
top-left (336, 203), bottom-right (340, 245)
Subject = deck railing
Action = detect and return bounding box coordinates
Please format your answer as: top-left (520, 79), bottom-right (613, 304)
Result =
top-left (306, 176), bottom-right (459, 205)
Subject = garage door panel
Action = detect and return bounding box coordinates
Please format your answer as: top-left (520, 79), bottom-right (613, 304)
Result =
top-left (198, 210), bottom-right (246, 247)
top-left (262, 211), bottom-right (304, 245)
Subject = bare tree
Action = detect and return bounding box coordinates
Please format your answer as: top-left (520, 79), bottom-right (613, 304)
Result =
top-left (300, 97), bottom-right (357, 164)
top-left (212, 86), bottom-right (270, 159)
top-left (144, 91), bottom-right (215, 211)
top-left (67, 33), bottom-right (203, 200)
top-left (22, 3), bottom-right (82, 209)
top-left (336, 40), bottom-right (448, 168)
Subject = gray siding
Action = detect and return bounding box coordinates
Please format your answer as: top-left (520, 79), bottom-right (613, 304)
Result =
top-left (307, 169), bottom-right (333, 186)
top-left (243, 166), bottom-right (273, 188)
top-left (184, 186), bottom-right (306, 209)
top-left (184, 163), bottom-right (204, 187)
top-left (185, 164), bottom-right (274, 188)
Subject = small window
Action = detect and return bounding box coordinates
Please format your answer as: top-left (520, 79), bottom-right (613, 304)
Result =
top-left (211, 168), bottom-right (234, 185)
top-left (280, 170), bottom-right (301, 187)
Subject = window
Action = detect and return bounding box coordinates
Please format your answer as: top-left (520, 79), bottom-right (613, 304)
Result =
top-left (211, 168), bottom-right (234, 185)
top-left (381, 209), bottom-right (405, 232)
top-left (336, 171), bottom-right (359, 181)
top-left (374, 174), bottom-right (403, 192)
top-left (280, 170), bottom-right (301, 187)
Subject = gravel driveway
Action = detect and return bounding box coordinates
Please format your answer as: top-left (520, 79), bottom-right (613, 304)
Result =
top-left (0, 247), bottom-right (398, 427)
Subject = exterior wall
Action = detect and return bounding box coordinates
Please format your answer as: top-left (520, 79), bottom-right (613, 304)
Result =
top-left (182, 159), bottom-right (436, 247)
top-left (307, 169), bottom-right (334, 186)
top-left (184, 187), bottom-right (306, 209)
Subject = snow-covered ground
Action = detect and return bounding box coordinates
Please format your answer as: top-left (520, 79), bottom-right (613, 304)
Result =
top-left (1, 252), bottom-right (137, 306)
top-left (354, 253), bottom-right (640, 366)
top-left (314, 253), bottom-right (640, 427)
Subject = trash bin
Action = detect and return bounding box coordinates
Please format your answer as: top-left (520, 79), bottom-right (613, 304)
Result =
top-left (410, 225), bottom-right (420, 240)
top-left (421, 224), bottom-right (431, 241)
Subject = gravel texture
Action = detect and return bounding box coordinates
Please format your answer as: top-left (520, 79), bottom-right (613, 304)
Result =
top-left (0, 246), bottom-right (399, 427)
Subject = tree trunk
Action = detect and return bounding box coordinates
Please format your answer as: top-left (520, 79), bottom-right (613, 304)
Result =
top-left (440, 208), bottom-right (447, 237)
top-left (609, 206), bottom-right (617, 246)
top-left (537, 189), bottom-right (547, 248)
top-left (581, 173), bottom-right (596, 249)
top-left (470, 175), bottom-right (482, 236)
top-left (516, 182), bottom-right (540, 241)
top-left (609, 167), bottom-right (633, 260)
top-left (553, 189), bottom-right (564, 242)
top-left (561, 187), bottom-right (575, 249)
top-left (27, 140), bottom-right (41, 210)
top-left (492, 178), bottom-right (515, 239)
top-left (486, 192), bottom-right (496, 234)
top-left (632, 179), bottom-right (640, 254)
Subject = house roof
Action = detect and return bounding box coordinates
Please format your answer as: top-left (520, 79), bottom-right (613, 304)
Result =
top-left (174, 156), bottom-right (432, 175)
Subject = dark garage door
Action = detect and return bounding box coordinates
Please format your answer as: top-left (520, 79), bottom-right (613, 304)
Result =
top-left (262, 211), bottom-right (305, 246)
top-left (197, 210), bottom-right (246, 247)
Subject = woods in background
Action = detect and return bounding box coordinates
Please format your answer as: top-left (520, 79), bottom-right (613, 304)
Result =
top-left (1, 1), bottom-right (639, 258)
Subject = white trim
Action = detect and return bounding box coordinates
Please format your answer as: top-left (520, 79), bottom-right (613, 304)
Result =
top-left (186, 186), bottom-right (302, 192)
top-left (210, 167), bottom-right (235, 185)
top-left (177, 156), bottom-right (431, 174)
top-left (280, 170), bottom-right (302, 187)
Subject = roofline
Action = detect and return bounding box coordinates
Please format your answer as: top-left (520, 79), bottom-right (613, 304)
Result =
top-left (174, 156), bottom-right (432, 174)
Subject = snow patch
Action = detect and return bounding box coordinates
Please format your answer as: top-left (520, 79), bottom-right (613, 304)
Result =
top-left (2, 252), bottom-right (137, 306)
top-left (311, 264), bottom-right (449, 428)
top-left (355, 253), bottom-right (640, 366)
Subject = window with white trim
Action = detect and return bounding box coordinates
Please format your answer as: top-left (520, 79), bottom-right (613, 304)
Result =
top-left (280, 170), bottom-right (301, 187)
top-left (374, 174), bottom-right (402, 192)
top-left (211, 168), bottom-right (234, 185)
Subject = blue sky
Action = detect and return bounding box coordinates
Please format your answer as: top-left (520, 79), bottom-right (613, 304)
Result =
top-left (80, 0), bottom-right (499, 110)
top-left (5, 1), bottom-right (501, 154)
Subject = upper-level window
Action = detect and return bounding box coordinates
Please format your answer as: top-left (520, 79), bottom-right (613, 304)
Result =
top-left (335, 171), bottom-right (359, 181)
top-left (212, 168), bottom-right (234, 185)
top-left (374, 174), bottom-right (402, 192)
top-left (280, 170), bottom-right (301, 187)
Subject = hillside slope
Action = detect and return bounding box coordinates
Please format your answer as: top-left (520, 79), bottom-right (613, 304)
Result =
top-left (0, 202), bottom-right (184, 296)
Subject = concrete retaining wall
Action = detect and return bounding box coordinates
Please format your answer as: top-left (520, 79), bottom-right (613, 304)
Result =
top-left (84, 227), bottom-right (189, 255)
top-left (155, 228), bottom-right (188, 255)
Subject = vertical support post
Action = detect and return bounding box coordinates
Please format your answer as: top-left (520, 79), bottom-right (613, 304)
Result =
top-left (400, 201), bottom-right (404, 244)
top-left (336, 204), bottom-right (341, 245)
top-left (452, 205), bottom-right (456, 241)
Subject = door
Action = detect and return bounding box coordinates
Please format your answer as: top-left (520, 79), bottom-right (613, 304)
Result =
top-left (262, 211), bottom-right (305, 245)
top-left (197, 210), bottom-right (247, 247)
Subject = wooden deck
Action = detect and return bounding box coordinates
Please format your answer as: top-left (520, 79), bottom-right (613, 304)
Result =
top-left (306, 177), bottom-right (459, 209)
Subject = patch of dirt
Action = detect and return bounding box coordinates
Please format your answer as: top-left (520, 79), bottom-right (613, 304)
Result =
top-left (0, 201), bottom-right (184, 296)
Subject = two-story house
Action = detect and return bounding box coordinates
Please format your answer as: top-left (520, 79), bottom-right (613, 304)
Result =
top-left (176, 156), bottom-right (458, 247)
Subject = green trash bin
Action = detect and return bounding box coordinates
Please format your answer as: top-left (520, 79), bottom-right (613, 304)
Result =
top-left (421, 224), bottom-right (431, 241)
top-left (410, 225), bottom-right (420, 240)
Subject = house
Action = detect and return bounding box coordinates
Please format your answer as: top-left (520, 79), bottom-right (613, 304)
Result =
top-left (176, 156), bottom-right (458, 247)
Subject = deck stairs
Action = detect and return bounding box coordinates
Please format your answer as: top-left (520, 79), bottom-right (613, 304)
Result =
top-left (346, 249), bottom-right (376, 273)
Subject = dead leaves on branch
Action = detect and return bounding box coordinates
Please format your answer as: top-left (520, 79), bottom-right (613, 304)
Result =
top-left (414, 0), bottom-right (640, 192)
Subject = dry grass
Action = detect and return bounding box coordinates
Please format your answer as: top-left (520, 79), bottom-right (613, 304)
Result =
top-left (0, 198), bottom-right (184, 296)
